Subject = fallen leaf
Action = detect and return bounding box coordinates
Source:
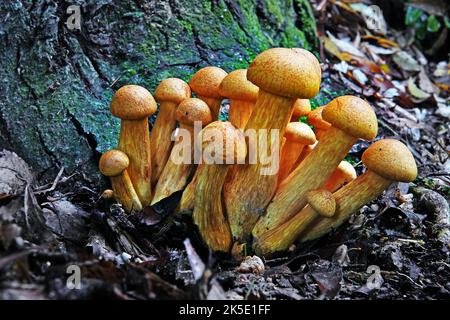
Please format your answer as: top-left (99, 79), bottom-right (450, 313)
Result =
top-left (418, 68), bottom-right (440, 94)
top-left (326, 31), bottom-right (367, 58)
top-left (393, 51), bottom-right (421, 72)
top-left (351, 3), bottom-right (387, 35)
top-left (407, 78), bottom-right (431, 100)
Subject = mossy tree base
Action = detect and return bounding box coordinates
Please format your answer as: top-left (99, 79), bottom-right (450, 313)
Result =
top-left (0, 0), bottom-right (318, 187)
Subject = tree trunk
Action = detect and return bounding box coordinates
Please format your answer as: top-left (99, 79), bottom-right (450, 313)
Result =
top-left (0, 0), bottom-right (318, 187)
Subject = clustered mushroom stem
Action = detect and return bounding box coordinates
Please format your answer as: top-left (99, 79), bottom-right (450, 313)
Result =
top-left (110, 171), bottom-right (143, 212)
top-left (253, 204), bottom-right (317, 255)
top-left (225, 89), bottom-right (294, 241)
top-left (151, 123), bottom-right (196, 205)
top-left (194, 164), bottom-right (232, 252)
top-left (118, 119), bottom-right (152, 206)
top-left (177, 165), bottom-right (202, 213)
top-left (277, 140), bottom-right (305, 185)
top-left (199, 96), bottom-right (222, 120)
top-left (228, 100), bottom-right (254, 129)
top-left (300, 170), bottom-right (392, 242)
top-left (150, 101), bottom-right (178, 187)
top-left (253, 126), bottom-right (357, 238)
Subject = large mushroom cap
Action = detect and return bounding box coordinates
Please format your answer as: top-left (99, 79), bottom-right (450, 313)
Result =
top-left (176, 98), bottom-right (212, 126)
top-left (197, 121), bottom-right (247, 164)
top-left (99, 150), bottom-right (129, 177)
top-left (110, 85), bottom-right (157, 120)
top-left (247, 48), bottom-right (321, 99)
top-left (362, 139), bottom-right (418, 182)
top-left (307, 106), bottom-right (331, 130)
top-left (189, 66), bottom-right (228, 99)
top-left (218, 69), bottom-right (259, 102)
top-left (306, 189), bottom-right (336, 218)
top-left (292, 99), bottom-right (311, 118)
top-left (322, 96), bottom-right (378, 140)
top-left (284, 122), bottom-right (316, 145)
top-left (154, 78), bottom-right (191, 104)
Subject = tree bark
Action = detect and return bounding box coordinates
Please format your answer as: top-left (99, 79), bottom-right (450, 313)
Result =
top-left (0, 0), bottom-right (318, 187)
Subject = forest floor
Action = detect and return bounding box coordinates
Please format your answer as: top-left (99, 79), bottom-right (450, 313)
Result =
top-left (0, 0), bottom-right (448, 299)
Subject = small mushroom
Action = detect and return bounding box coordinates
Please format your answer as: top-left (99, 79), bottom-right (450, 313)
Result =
top-left (253, 189), bottom-right (335, 254)
top-left (307, 106), bottom-right (331, 140)
top-left (300, 139), bottom-right (417, 242)
top-left (294, 141), bottom-right (317, 166)
top-left (193, 121), bottom-right (247, 252)
top-left (189, 66), bottom-right (227, 120)
top-left (151, 78), bottom-right (191, 187)
top-left (225, 48), bottom-right (321, 242)
top-left (254, 95), bottom-right (377, 239)
top-left (290, 99), bottom-right (311, 122)
top-left (99, 150), bottom-right (142, 212)
top-left (322, 160), bottom-right (357, 192)
top-left (219, 69), bottom-right (259, 129)
top-left (152, 98), bottom-right (212, 204)
top-left (278, 122), bottom-right (316, 184)
top-left (110, 85), bottom-right (157, 206)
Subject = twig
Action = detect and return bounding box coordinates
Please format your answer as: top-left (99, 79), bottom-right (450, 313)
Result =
top-left (34, 167), bottom-right (65, 195)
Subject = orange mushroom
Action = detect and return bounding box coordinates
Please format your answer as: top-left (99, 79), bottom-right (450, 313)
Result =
top-left (225, 48), bottom-right (321, 241)
top-left (219, 69), bottom-right (259, 129)
top-left (151, 78), bottom-right (191, 187)
top-left (193, 121), bottom-right (247, 252)
top-left (110, 85), bottom-right (157, 206)
top-left (189, 66), bottom-right (227, 120)
top-left (99, 150), bottom-right (142, 212)
top-left (253, 95), bottom-right (377, 239)
top-left (277, 122), bottom-right (316, 184)
top-left (151, 98), bottom-right (212, 204)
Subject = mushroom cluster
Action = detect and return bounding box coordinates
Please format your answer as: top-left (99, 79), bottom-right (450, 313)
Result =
top-left (100, 47), bottom-right (418, 257)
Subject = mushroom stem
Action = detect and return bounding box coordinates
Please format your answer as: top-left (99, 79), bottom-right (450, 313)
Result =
top-left (198, 96), bottom-right (222, 120)
top-left (299, 170), bottom-right (391, 242)
top-left (225, 89), bottom-right (294, 241)
top-left (277, 141), bottom-right (305, 184)
top-left (194, 164), bottom-right (232, 252)
top-left (151, 123), bottom-right (196, 204)
top-left (150, 101), bottom-right (178, 186)
top-left (118, 119), bottom-right (152, 206)
top-left (177, 165), bottom-right (201, 213)
top-left (253, 204), bottom-right (316, 254)
top-left (228, 100), bottom-right (254, 129)
top-left (254, 189), bottom-right (336, 255)
top-left (253, 126), bottom-right (357, 237)
top-left (111, 171), bottom-right (143, 212)
top-left (99, 149), bottom-right (142, 212)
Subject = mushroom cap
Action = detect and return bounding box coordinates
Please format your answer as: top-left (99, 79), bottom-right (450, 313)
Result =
top-left (307, 106), bottom-right (331, 130)
top-left (292, 99), bottom-right (312, 118)
top-left (247, 48), bottom-right (321, 99)
top-left (284, 122), bottom-right (316, 145)
top-left (189, 66), bottom-right (228, 99)
top-left (99, 150), bottom-right (129, 177)
top-left (218, 69), bottom-right (259, 102)
top-left (306, 189), bottom-right (336, 218)
top-left (362, 139), bottom-right (418, 182)
top-left (335, 161), bottom-right (357, 182)
top-left (110, 85), bottom-right (157, 120)
top-left (197, 121), bottom-right (247, 164)
top-left (322, 96), bottom-right (378, 140)
top-left (154, 78), bottom-right (191, 104)
top-left (176, 98), bottom-right (212, 126)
